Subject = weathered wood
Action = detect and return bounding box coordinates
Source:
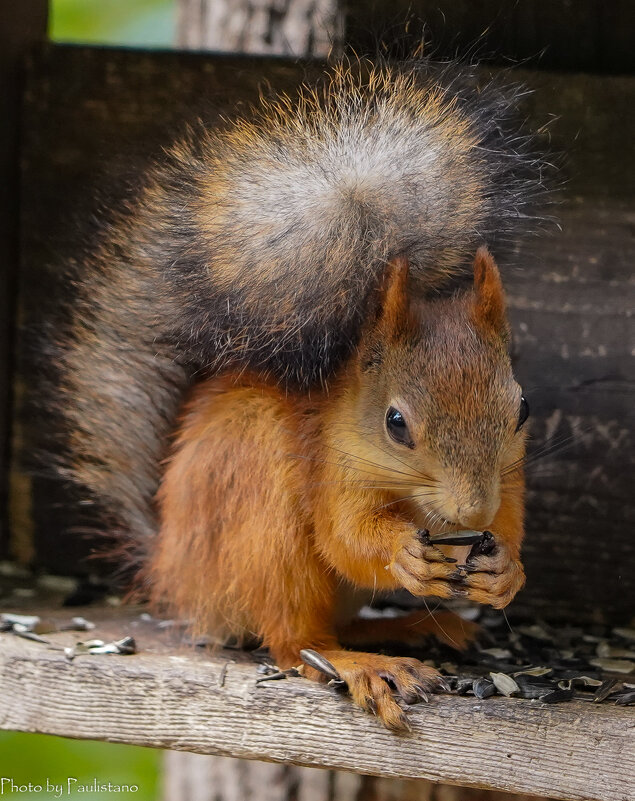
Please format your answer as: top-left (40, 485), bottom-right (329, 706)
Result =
top-left (0, 1), bottom-right (47, 559)
top-left (507, 197), bottom-right (634, 623)
top-left (161, 753), bottom-right (549, 800)
top-left (345, 0), bottom-right (634, 75)
top-left (12, 45), bottom-right (635, 625)
top-left (0, 608), bottom-right (632, 801)
top-left (177, 0), bottom-right (342, 57)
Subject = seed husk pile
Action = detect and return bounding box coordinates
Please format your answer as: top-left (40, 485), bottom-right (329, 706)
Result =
top-left (359, 606), bottom-right (635, 706)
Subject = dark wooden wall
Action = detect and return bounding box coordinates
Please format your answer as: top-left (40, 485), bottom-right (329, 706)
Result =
top-left (0, 2), bottom-right (48, 560)
top-left (12, 44), bottom-right (634, 623)
top-left (346, 0), bottom-right (634, 74)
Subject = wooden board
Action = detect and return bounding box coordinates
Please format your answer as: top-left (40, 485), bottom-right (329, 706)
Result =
top-left (0, 2), bottom-right (47, 558)
top-left (0, 607), bottom-right (633, 801)
top-left (345, 0), bottom-right (634, 75)
top-left (10, 45), bottom-right (635, 622)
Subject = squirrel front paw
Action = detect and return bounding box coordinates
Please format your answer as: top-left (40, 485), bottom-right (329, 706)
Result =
top-left (459, 540), bottom-right (526, 609)
top-left (389, 531), bottom-right (462, 600)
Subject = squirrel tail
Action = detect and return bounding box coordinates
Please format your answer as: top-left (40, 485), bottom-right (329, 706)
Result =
top-left (157, 59), bottom-right (550, 384)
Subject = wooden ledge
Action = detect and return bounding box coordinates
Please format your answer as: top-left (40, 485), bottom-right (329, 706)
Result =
top-left (0, 607), bottom-right (633, 801)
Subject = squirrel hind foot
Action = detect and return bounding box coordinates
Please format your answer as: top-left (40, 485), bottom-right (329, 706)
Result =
top-left (304, 650), bottom-right (446, 732)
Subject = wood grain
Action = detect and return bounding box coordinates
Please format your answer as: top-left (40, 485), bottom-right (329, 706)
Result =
top-left (0, 1), bottom-right (47, 558)
top-left (0, 608), bottom-right (633, 801)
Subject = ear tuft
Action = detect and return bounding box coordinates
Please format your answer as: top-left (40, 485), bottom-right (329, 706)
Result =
top-left (473, 246), bottom-right (507, 334)
top-left (380, 255), bottom-right (411, 333)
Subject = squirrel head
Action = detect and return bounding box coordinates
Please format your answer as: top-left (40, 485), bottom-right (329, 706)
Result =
top-left (347, 247), bottom-right (528, 532)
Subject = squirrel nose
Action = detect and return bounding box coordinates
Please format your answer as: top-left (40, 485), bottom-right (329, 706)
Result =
top-left (456, 498), bottom-right (499, 530)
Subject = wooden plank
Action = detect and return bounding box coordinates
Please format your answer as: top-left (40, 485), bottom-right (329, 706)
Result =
top-left (0, 608), bottom-right (633, 801)
top-left (507, 198), bottom-right (634, 622)
top-left (11, 46), bottom-right (635, 623)
top-left (345, 0), bottom-right (634, 75)
top-left (0, 2), bottom-right (47, 558)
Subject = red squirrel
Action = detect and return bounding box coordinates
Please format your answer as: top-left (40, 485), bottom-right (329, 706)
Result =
top-left (49, 62), bottom-right (546, 728)
top-left (149, 248), bottom-right (527, 730)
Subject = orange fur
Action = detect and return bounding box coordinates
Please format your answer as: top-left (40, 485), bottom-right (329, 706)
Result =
top-left (148, 249), bottom-right (527, 729)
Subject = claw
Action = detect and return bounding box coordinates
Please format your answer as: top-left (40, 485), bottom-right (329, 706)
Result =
top-left (448, 567), bottom-right (468, 581)
top-left (416, 528), bottom-right (431, 544)
top-left (413, 684), bottom-right (430, 702)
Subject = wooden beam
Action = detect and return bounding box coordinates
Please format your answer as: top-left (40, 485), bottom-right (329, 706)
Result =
top-left (0, 1), bottom-right (47, 559)
top-left (0, 608), bottom-right (633, 801)
top-left (345, 0), bottom-right (634, 75)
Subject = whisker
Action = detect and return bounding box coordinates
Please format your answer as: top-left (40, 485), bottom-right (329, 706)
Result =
top-left (370, 490), bottom-right (442, 514)
top-left (420, 598), bottom-right (460, 649)
top-left (354, 426), bottom-right (439, 482)
top-left (502, 432), bottom-right (581, 476)
top-left (320, 437), bottom-right (432, 482)
top-left (287, 452), bottom-right (412, 481)
top-left (307, 480), bottom-right (426, 490)
top-left (502, 607), bottom-right (514, 635)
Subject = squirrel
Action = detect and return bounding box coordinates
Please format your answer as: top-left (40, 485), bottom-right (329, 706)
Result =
top-left (50, 60), bottom-right (545, 727)
top-left (148, 247), bottom-right (528, 730)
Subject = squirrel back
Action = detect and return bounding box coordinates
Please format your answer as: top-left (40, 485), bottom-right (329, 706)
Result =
top-left (53, 59), bottom-right (547, 557)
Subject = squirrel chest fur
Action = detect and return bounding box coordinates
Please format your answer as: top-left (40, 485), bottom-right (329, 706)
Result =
top-left (148, 249), bottom-right (528, 729)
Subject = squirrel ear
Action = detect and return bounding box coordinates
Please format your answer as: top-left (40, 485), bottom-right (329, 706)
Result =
top-left (472, 246), bottom-right (508, 334)
top-left (376, 255), bottom-right (413, 337)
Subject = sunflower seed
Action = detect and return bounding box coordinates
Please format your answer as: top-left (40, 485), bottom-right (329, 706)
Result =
top-left (430, 530), bottom-right (484, 546)
top-left (539, 688), bottom-right (574, 703)
top-left (456, 678), bottom-right (474, 695)
top-left (517, 624), bottom-right (553, 642)
top-left (589, 658), bottom-right (635, 674)
top-left (614, 691), bottom-right (635, 705)
top-left (593, 679), bottom-right (621, 703)
top-left (490, 672), bottom-right (520, 696)
top-left (1, 613), bottom-right (41, 631)
top-left (515, 675), bottom-right (557, 699)
top-left (256, 671), bottom-right (287, 683)
top-left (60, 616), bottom-right (95, 632)
top-left (473, 678), bottom-right (496, 699)
top-left (512, 666), bottom-right (553, 677)
top-left (480, 647), bottom-right (514, 660)
top-left (596, 642), bottom-right (635, 660)
top-left (613, 628), bottom-right (635, 642)
top-left (257, 663), bottom-right (278, 675)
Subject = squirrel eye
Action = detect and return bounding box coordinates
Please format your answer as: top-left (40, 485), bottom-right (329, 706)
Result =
top-left (516, 396), bottom-right (529, 432)
top-left (386, 406), bottom-right (414, 448)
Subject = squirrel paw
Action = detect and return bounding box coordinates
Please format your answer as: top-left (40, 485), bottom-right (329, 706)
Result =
top-left (460, 544), bottom-right (526, 609)
top-left (305, 650), bottom-right (447, 731)
top-left (389, 533), bottom-right (463, 600)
